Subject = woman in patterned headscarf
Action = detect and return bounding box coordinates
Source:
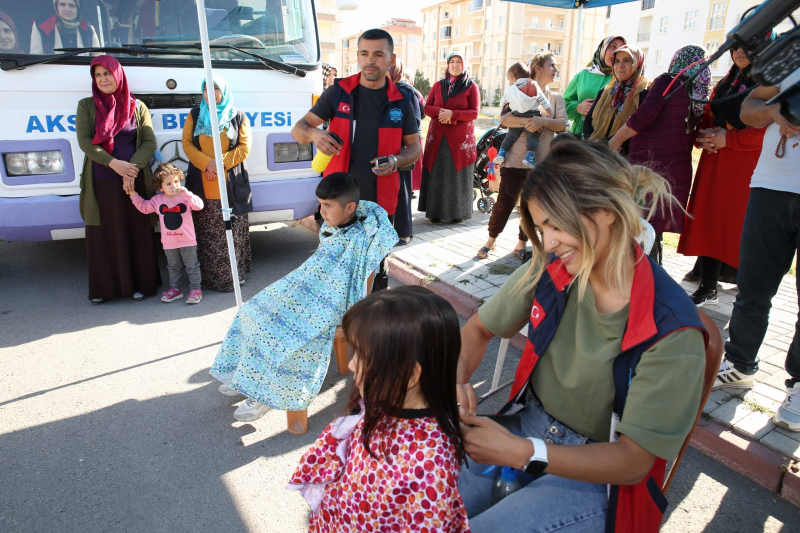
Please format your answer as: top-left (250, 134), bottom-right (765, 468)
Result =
top-left (607, 45), bottom-right (711, 264)
top-left (30, 0), bottom-right (100, 55)
top-left (183, 75), bottom-right (253, 292)
top-left (584, 45), bottom-right (649, 144)
top-left (678, 42), bottom-right (771, 306)
top-left (321, 63), bottom-right (337, 90)
top-left (562, 35), bottom-right (626, 137)
top-left (419, 52), bottom-right (480, 223)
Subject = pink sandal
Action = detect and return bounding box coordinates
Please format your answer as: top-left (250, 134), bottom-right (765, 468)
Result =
top-left (186, 289), bottom-right (202, 304)
top-left (161, 288), bottom-right (183, 303)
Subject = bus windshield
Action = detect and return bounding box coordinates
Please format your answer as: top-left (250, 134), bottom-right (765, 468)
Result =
top-left (0, 0), bottom-right (319, 65)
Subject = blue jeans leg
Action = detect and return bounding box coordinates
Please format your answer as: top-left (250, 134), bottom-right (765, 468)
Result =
top-left (725, 188), bottom-right (800, 383)
top-left (459, 400), bottom-right (608, 532)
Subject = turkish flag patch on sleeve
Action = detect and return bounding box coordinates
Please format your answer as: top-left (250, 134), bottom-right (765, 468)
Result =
top-left (530, 298), bottom-right (546, 329)
top-left (337, 102), bottom-right (351, 114)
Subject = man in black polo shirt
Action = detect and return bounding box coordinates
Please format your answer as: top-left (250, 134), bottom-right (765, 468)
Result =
top-left (292, 28), bottom-right (421, 290)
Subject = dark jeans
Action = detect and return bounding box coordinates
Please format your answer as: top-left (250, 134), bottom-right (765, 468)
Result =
top-left (499, 110), bottom-right (541, 155)
top-left (487, 167), bottom-right (528, 242)
top-left (726, 188), bottom-right (800, 385)
top-left (394, 170), bottom-right (413, 238)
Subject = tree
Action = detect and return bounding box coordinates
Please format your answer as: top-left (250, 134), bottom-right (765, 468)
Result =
top-left (413, 70), bottom-right (431, 98)
top-left (492, 87), bottom-right (502, 107)
top-left (473, 76), bottom-right (487, 106)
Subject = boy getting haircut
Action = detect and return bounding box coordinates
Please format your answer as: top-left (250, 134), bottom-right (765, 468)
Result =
top-left (315, 172), bottom-right (360, 206)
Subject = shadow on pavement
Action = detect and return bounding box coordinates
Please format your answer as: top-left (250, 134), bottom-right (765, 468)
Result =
top-left (0, 357), bottom-right (352, 533)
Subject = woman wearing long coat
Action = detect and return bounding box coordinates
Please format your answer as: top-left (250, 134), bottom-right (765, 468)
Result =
top-left (418, 52), bottom-right (480, 223)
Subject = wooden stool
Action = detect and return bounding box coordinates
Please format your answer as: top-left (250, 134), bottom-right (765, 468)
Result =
top-left (285, 272), bottom-right (375, 435)
top-left (286, 410), bottom-right (308, 435)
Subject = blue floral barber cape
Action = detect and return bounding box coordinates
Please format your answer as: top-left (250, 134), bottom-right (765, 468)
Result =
top-left (210, 201), bottom-right (398, 411)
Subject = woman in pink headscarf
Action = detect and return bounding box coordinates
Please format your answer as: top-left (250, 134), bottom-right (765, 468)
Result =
top-left (76, 55), bottom-right (160, 304)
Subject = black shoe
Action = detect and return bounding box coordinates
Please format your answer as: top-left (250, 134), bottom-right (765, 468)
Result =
top-left (451, 219), bottom-right (464, 224)
top-left (395, 236), bottom-right (413, 246)
top-left (239, 278), bottom-right (246, 286)
top-left (691, 286), bottom-right (718, 307)
top-left (91, 298), bottom-right (105, 305)
top-left (429, 218), bottom-right (442, 224)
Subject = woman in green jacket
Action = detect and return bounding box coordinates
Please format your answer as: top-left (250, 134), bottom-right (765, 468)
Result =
top-left (77, 55), bottom-right (160, 304)
top-left (562, 35), bottom-right (626, 137)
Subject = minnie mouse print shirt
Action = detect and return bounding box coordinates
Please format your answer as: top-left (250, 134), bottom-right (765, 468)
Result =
top-left (130, 191), bottom-right (204, 249)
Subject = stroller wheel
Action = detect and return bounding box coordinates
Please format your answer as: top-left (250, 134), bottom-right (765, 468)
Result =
top-left (477, 196), bottom-right (494, 214)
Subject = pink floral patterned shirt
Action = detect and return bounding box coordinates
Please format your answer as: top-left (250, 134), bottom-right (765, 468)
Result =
top-left (288, 407), bottom-right (470, 532)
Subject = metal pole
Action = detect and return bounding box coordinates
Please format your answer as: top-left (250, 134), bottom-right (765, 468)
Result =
top-left (196, 0), bottom-right (243, 308)
top-left (574, 4), bottom-right (584, 82)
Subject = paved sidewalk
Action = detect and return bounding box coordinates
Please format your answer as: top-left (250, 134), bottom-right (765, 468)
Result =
top-left (386, 198), bottom-right (800, 504)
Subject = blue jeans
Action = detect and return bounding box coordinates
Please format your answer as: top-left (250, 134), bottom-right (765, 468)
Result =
top-left (725, 188), bottom-right (800, 386)
top-left (459, 398), bottom-right (608, 532)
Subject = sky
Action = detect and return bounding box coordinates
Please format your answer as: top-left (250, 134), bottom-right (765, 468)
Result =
top-left (339, 0), bottom-right (433, 37)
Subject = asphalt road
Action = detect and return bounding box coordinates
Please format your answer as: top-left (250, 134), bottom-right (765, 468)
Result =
top-left (1, 223), bottom-right (799, 532)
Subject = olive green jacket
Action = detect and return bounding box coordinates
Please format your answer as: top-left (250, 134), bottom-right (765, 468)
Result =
top-left (76, 97), bottom-right (157, 226)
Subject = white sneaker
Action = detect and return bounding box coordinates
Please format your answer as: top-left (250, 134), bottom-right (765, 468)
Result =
top-left (774, 383), bottom-right (800, 431)
top-left (233, 398), bottom-right (271, 422)
top-left (712, 358), bottom-right (755, 390)
top-left (218, 382), bottom-right (242, 396)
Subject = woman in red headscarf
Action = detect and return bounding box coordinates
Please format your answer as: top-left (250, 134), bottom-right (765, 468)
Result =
top-left (76, 55), bottom-right (160, 304)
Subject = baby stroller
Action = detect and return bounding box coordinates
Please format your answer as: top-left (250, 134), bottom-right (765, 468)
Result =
top-left (473, 120), bottom-right (506, 214)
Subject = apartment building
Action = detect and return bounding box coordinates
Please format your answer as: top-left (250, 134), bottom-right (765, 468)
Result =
top-left (341, 19), bottom-right (424, 78)
top-left (316, 0), bottom-right (343, 68)
top-left (605, 0), bottom-right (794, 82)
top-left (420, 0), bottom-right (605, 103)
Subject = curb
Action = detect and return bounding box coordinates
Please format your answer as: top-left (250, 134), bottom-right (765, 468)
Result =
top-left (387, 256), bottom-right (528, 351)
top-left (387, 253), bottom-right (800, 506)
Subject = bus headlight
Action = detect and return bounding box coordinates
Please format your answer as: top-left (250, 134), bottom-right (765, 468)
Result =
top-left (4, 150), bottom-right (65, 176)
top-left (274, 142), bottom-right (313, 163)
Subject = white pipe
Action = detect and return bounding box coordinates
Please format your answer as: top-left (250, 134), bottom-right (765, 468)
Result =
top-left (574, 4), bottom-right (583, 81)
top-left (196, 0), bottom-right (243, 308)
top-left (96, 6), bottom-right (105, 47)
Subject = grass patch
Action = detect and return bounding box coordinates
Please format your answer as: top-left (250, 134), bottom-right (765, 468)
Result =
top-left (742, 398), bottom-right (772, 415)
top-left (458, 279), bottom-right (471, 285)
top-left (423, 274), bottom-right (438, 284)
top-left (488, 265), bottom-right (516, 276)
top-left (474, 273), bottom-right (488, 280)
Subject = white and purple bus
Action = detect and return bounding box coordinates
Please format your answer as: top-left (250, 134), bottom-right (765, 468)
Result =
top-left (0, 0), bottom-right (325, 241)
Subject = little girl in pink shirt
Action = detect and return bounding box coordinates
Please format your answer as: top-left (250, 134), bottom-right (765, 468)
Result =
top-left (129, 163), bottom-right (205, 304)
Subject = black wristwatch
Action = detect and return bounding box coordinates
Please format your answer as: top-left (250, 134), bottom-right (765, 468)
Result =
top-left (523, 437), bottom-right (549, 476)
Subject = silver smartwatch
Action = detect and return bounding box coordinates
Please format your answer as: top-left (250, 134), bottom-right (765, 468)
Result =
top-left (523, 437), bottom-right (548, 476)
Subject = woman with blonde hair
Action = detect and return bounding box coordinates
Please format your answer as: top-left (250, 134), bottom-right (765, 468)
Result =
top-left (584, 45), bottom-right (649, 150)
top-left (455, 140), bottom-right (707, 531)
